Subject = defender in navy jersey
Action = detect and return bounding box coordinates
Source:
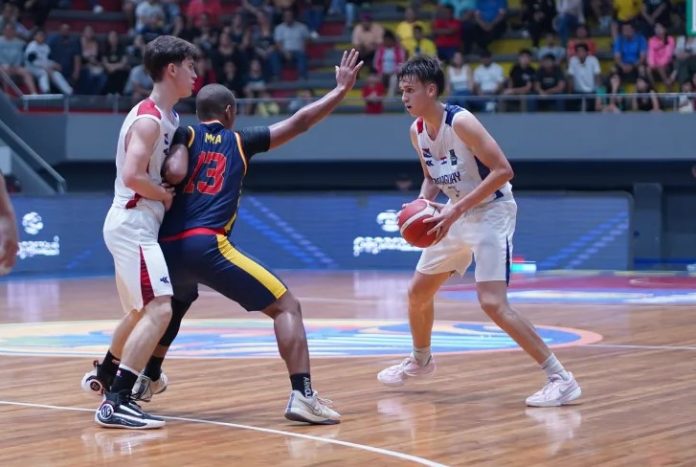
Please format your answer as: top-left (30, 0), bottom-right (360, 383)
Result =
top-left (377, 56), bottom-right (582, 408)
top-left (134, 50), bottom-right (363, 425)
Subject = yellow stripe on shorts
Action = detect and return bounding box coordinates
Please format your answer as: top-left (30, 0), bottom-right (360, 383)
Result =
top-left (215, 235), bottom-right (287, 299)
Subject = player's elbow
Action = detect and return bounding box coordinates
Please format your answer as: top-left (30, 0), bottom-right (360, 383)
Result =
top-left (501, 165), bottom-right (514, 182)
top-left (122, 171), bottom-right (139, 190)
top-left (164, 165), bottom-right (187, 185)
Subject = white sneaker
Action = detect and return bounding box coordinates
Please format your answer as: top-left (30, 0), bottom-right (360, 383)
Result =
top-left (284, 390), bottom-right (341, 425)
top-left (526, 372), bottom-right (581, 407)
top-left (377, 355), bottom-right (436, 387)
top-left (81, 360), bottom-right (112, 397)
top-left (132, 373), bottom-right (168, 403)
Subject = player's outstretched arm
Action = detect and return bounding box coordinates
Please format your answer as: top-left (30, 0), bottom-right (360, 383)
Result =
top-left (123, 119), bottom-right (174, 202)
top-left (268, 49), bottom-right (363, 150)
top-left (0, 174), bottom-right (18, 269)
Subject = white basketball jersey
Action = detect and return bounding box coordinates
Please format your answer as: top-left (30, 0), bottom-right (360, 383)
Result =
top-left (111, 98), bottom-right (179, 221)
top-left (415, 104), bottom-right (513, 204)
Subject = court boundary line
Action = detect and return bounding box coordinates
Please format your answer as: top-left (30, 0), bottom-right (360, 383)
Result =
top-left (0, 400), bottom-right (448, 467)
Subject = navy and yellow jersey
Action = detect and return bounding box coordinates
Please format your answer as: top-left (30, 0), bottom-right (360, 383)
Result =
top-left (159, 122), bottom-right (270, 239)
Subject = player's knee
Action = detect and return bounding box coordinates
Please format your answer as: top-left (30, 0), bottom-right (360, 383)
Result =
top-left (279, 292), bottom-right (302, 317)
top-left (408, 281), bottom-right (433, 308)
top-left (145, 296), bottom-right (173, 324)
top-left (478, 293), bottom-right (508, 318)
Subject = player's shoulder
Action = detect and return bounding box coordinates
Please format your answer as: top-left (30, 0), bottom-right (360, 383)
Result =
top-left (410, 118), bottom-right (423, 136)
top-left (134, 98), bottom-right (162, 120)
top-left (444, 103), bottom-right (472, 127)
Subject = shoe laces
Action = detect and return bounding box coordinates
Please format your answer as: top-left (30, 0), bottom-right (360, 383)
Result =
top-left (310, 392), bottom-right (334, 408)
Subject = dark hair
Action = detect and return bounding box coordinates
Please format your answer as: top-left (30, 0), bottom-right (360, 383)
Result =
top-left (574, 43), bottom-right (588, 52)
top-left (542, 53), bottom-right (556, 61)
top-left (384, 30), bottom-right (396, 41)
top-left (143, 35), bottom-right (198, 82)
top-left (397, 55), bottom-right (445, 96)
top-left (519, 48), bottom-right (532, 57)
top-left (196, 83), bottom-right (236, 120)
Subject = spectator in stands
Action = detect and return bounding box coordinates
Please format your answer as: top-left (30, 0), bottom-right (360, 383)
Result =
top-left (676, 80), bottom-right (694, 113)
top-left (255, 90), bottom-right (280, 116)
top-left (193, 13), bottom-right (221, 53)
top-left (566, 24), bottom-right (596, 58)
top-left (102, 30), bottom-right (130, 95)
top-left (613, 22), bottom-right (646, 83)
top-left (123, 61), bottom-right (153, 102)
top-left (596, 71), bottom-right (625, 112)
top-left (373, 30), bottom-right (406, 97)
top-left (0, 3), bottom-right (30, 40)
top-left (647, 22), bottom-right (674, 88)
top-left (473, 49), bottom-right (504, 111)
top-left (47, 24), bottom-right (81, 88)
top-left (170, 14), bottom-right (196, 41)
top-left (186, 0), bottom-right (222, 27)
top-left (431, 4), bottom-right (461, 62)
top-left (462, 0), bottom-right (507, 53)
top-left (672, 34), bottom-right (696, 85)
top-left (161, 0), bottom-right (182, 25)
top-left (611, 0), bottom-right (640, 38)
top-left (445, 51), bottom-right (473, 107)
top-left (536, 32), bottom-right (565, 62)
top-left (271, 9), bottom-right (310, 80)
top-left (221, 60), bottom-right (247, 98)
top-left (407, 25), bottom-right (437, 58)
top-left (25, 29), bottom-right (73, 95)
top-left (351, 12), bottom-right (384, 68)
top-left (637, 0), bottom-right (670, 38)
top-left (192, 54), bottom-right (218, 95)
top-left (521, 0), bottom-right (556, 48)
top-left (140, 9), bottom-right (167, 42)
top-left (228, 12), bottom-right (247, 43)
top-left (362, 69), bottom-right (385, 113)
top-left (126, 34), bottom-right (147, 68)
top-left (503, 48), bottom-right (536, 112)
top-left (244, 57), bottom-right (267, 113)
top-left (0, 23), bottom-right (38, 94)
top-left (245, 12), bottom-right (276, 80)
top-left (396, 6), bottom-right (426, 54)
top-left (535, 53), bottom-right (566, 111)
top-left (299, 0), bottom-right (327, 39)
top-left (588, 0), bottom-right (612, 31)
top-left (631, 75), bottom-right (660, 111)
top-left (567, 43), bottom-right (600, 110)
top-left (288, 88), bottom-right (314, 113)
top-left (136, 0), bottom-right (166, 34)
top-left (21, 0), bottom-right (54, 29)
top-left (553, 0), bottom-right (584, 46)
top-left (214, 31), bottom-right (246, 78)
top-left (77, 25), bottom-right (107, 95)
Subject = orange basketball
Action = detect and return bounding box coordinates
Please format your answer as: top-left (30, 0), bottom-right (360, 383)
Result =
top-left (398, 199), bottom-right (439, 248)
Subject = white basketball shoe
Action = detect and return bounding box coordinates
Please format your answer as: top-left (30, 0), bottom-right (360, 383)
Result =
top-left (526, 372), bottom-right (581, 407)
top-left (132, 373), bottom-right (169, 403)
top-left (377, 354), bottom-right (436, 387)
top-left (284, 390), bottom-right (341, 425)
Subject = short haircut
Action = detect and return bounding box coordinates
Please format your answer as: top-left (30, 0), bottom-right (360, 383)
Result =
top-left (196, 83), bottom-right (236, 121)
top-left (542, 53), bottom-right (556, 61)
top-left (519, 48), bottom-right (532, 57)
top-left (397, 55), bottom-right (445, 96)
top-left (574, 43), bottom-right (588, 52)
top-left (144, 35), bottom-right (198, 82)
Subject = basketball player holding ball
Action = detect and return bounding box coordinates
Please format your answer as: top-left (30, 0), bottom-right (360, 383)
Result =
top-left (378, 56), bottom-right (581, 407)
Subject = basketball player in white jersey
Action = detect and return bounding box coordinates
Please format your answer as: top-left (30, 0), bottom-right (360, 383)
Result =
top-left (82, 35), bottom-right (198, 429)
top-left (377, 56), bottom-right (581, 407)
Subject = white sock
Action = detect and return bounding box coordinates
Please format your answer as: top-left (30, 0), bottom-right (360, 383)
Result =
top-left (412, 346), bottom-right (431, 366)
top-left (541, 354), bottom-right (570, 380)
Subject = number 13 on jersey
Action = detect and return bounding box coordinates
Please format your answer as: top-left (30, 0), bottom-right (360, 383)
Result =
top-left (183, 151), bottom-right (227, 195)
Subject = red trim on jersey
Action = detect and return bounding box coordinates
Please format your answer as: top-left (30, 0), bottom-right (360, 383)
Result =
top-left (137, 98), bottom-right (162, 120)
top-left (416, 118), bottom-right (424, 134)
top-left (125, 193), bottom-right (142, 209)
top-left (139, 246), bottom-right (155, 308)
top-left (159, 227), bottom-right (226, 242)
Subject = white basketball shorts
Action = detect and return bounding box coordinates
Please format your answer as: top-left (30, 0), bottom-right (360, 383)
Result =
top-left (416, 199), bottom-right (517, 282)
top-left (103, 206), bottom-right (172, 313)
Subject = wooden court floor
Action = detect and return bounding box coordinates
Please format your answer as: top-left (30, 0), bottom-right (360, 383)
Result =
top-left (0, 271), bottom-right (695, 466)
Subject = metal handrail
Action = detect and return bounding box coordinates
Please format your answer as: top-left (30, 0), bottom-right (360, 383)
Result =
top-left (0, 68), bottom-right (24, 98)
top-left (0, 118), bottom-right (67, 193)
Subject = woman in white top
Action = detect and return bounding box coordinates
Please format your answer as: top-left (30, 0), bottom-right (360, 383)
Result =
top-left (24, 29), bottom-right (73, 95)
top-left (445, 51), bottom-right (473, 108)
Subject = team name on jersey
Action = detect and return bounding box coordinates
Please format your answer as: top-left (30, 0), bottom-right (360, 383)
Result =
top-left (205, 133), bottom-right (223, 145)
top-left (431, 171), bottom-right (462, 185)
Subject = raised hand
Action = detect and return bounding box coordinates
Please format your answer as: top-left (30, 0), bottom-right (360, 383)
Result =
top-left (335, 48), bottom-right (364, 92)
